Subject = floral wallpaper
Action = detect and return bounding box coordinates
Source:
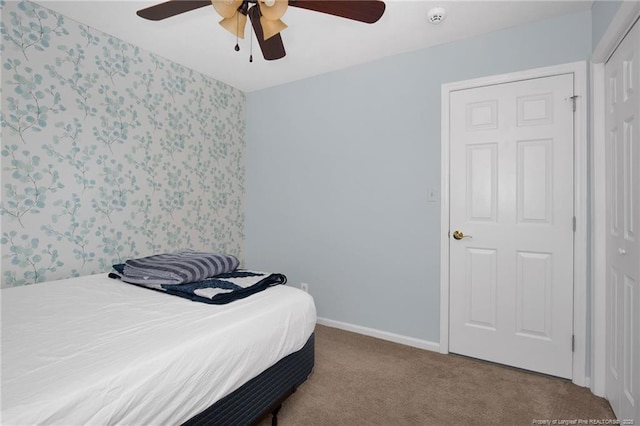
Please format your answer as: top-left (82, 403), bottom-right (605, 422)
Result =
top-left (0, 1), bottom-right (246, 288)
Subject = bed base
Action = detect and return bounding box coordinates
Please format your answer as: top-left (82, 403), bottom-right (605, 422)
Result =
top-left (182, 333), bottom-right (315, 426)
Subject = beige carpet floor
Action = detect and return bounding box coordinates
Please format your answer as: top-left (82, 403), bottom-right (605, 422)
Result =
top-left (259, 325), bottom-right (615, 426)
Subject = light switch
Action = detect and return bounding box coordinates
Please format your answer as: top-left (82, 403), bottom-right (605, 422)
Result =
top-left (428, 188), bottom-right (438, 202)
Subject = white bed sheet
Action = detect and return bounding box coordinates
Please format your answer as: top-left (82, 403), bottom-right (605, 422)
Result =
top-left (1, 273), bottom-right (316, 426)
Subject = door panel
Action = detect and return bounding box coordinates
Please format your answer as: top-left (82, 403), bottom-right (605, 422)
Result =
top-left (466, 144), bottom-right (497, 221)
top-left (516, 251), bottom-right (552, 340)
top-left (449, 73), bottom-right (575, 379)
top-left (517, 139), bottom-right (552, 223)
top-left (465, 247), bottom-right (497, 329)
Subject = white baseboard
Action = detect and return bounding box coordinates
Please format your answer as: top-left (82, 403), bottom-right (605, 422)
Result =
top-left (316, 317), bottom-right (440, 352)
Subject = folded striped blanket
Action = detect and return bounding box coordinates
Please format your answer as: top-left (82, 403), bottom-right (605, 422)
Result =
top-left (118, 251), bottom-right (239, 285)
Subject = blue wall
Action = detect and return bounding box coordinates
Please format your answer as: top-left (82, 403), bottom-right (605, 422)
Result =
top-left (591, 0), bottom-right (623, 50)
top-left (245, 10), bottom-right (592, 343)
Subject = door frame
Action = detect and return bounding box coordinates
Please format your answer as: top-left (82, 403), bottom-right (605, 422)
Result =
top-left (439, 61), bottom-right (588, 386)
top-left (590, 2), bottom-right (640, 398)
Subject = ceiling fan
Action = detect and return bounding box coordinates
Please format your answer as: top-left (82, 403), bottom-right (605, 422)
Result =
top-left (137, 0), bottom-right (386, 61)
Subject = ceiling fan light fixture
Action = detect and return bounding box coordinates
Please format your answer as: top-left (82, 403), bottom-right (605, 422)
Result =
top-left (219, 12), bottom-right (247, 39)
top-left (258, 0), bottom-right (288, 21)
top-left (211, 0), bottom-right (242, 19)
top-left (260, 16), bottom-right (287, 40)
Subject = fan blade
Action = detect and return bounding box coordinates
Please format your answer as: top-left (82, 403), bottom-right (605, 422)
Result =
top-left (249, 5), bottom-right (286, 61)
top-left (288, 0), bottom-right (385, 24)
top-left (137, 0), bottom-right (211, 21)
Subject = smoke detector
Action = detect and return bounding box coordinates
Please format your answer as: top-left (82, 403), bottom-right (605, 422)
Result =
top-left (427, 7), bottom-right (446, 25)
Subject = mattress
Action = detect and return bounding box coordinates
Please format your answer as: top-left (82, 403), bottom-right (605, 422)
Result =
top-left (1, 273), bottom-right (316, 425)
top-left (184, 333), bottom-right (315, 426)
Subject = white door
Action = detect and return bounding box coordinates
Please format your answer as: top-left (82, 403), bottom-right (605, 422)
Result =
top-left (605, 18), bottom-right (639, 423)
top-left (448, 74), bottom-right (575, 379)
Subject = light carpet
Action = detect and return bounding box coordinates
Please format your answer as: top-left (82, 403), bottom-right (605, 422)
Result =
top-left (259, 325), bottom-right (615, 425)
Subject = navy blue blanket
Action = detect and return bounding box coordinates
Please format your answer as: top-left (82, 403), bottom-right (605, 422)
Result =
top-left (110, 264), bottom-right (286, 304)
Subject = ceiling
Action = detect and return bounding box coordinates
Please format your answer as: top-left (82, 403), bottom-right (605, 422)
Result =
top-left (33, 1), bottom-right (593, 92)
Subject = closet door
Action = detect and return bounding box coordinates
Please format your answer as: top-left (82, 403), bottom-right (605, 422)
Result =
top-left (605, 18), bottom-right (640, 423)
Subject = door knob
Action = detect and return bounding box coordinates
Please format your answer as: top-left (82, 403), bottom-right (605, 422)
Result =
top-left (452, 230), bottom-right (471, 240)
top-left (619, 248), bottom-right (627, 255)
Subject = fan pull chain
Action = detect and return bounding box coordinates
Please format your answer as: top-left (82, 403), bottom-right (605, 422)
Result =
top-left (249, 24), bottom-right (253, 63)
top-left (234, 12), bottom-right (240, 52)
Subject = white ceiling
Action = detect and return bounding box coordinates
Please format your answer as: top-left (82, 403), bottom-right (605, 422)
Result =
top-left (33, 0), bottom-right (593, 92)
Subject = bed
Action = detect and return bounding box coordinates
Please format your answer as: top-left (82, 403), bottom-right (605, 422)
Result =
top-left (1, 273), bottom-right (316, 425)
